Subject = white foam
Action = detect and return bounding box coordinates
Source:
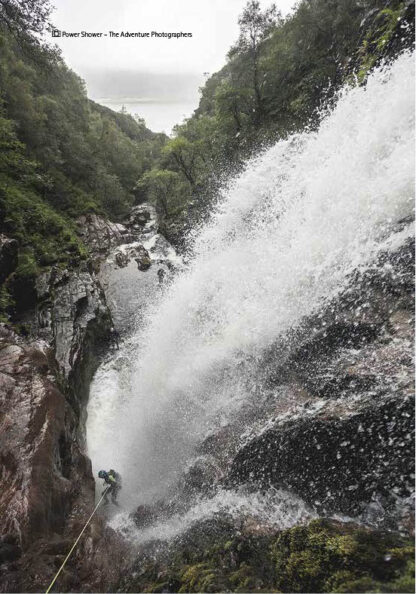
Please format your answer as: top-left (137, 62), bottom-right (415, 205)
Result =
top-left (87, 54), bottom-right (415, 524)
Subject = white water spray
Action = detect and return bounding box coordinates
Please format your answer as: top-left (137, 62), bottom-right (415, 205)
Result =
top-left (87, 54), bottom-right (414, 532)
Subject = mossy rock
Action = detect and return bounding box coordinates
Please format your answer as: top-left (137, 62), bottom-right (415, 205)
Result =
top-left (272, 519), bottom-right (414, 593)
top-left (355, 2), bottom-right (410, 83)
top-left (121, 518), bottom-right (414, 593)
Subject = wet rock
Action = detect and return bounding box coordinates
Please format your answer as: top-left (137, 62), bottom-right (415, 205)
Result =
top-left (133, 505), bottom-right (159, 529)
top-left (135, 246), bottom-right (152, 271)
top-left (35, 265), bottom-right (112, 411)
top-left (217, 239), bottom-right (414, 527)
top-left (113, 244), bottom-right (152, 271)
top-left (0, 325), bottom-right (93, 552)
top-left (114, 251), bottom-right (130, 268)
top-left (132, 499), bottom-right (177, 530)
top-left (228, 395), bottom-right (415, 518)
top-left (77, 214), bottom-right (135, 257)
top-left (0, 235), bottom-right (18, 283)
top-left (180, 456), bottom-right (223, 499)
top-left (157, 268), bottom-right (166, 284)
top-left (127, 205), bottom-right (152, 229)
top-left (0, 324), bottom-right (129, 592)
top-left (0, 209), bottom-right (154, 591)
top-left (0, 535), bottom-right (21, 563)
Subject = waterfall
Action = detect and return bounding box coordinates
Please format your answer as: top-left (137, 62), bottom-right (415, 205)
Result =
top-left (87, 52), bottom-right (414, 537)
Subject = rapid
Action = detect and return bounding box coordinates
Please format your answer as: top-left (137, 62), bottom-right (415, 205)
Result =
top-left (86, 52), bottom-right (415, 541)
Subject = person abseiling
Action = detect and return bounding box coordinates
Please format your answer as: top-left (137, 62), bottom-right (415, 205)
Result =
top-left (98, 469), bottom-right (121, 505)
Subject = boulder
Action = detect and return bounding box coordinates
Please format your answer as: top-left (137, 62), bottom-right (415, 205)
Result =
top-left (112, 244), bottom-right (152, 271)
top-left (128, 206), bottom-right (151, 227)
top-left (135, 245), bottom-right (152, 271)
top-left (125, 205), bottom-right (155, 231)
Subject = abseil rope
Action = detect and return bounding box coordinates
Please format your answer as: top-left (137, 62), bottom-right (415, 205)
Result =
top-left (45, 486), bottom-right (110, 593)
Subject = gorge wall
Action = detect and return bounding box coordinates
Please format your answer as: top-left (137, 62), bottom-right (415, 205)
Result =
top-left (0, 209), bottom-right (160, 592)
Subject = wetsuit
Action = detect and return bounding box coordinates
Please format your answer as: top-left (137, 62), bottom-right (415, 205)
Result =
top-left (102, 470), bottom-right (121, 504)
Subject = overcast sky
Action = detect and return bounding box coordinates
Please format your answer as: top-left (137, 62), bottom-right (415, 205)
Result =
top-left (50, 0), bottom-right (296, 93)
top-left (49, 0), bottom-right (297, 131)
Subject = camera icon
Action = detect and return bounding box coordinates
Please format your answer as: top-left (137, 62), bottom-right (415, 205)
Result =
top-left (52, 29), bottom-right (61, 38)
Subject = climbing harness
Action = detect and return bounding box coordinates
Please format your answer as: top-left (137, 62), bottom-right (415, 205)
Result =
top-left (45, 487), bottom-right (110, 593)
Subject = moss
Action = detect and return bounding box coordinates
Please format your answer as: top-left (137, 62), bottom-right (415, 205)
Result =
top-left (15, 248), bottom-right (39, 280)
top-left (229, 562), bottom-right (263, 592)
top-left (0, 183), bottom-right (87, 266)
top-left (355, 3), bottom-right (406, 83)
top-left (179, 563), bottom-right (224, 593)
top-left (0, 179), bottom-right (88, 318)
top-left (271, 519), bottom-right (414, 593)
top-left (389, 559), bottom-right (415, 593)
top-left (120, 519), bottom-right (414, 593)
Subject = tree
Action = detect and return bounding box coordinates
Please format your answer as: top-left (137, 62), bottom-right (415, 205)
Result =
top-left (214, 80), bottom-right (250, 133)
top-left (136, 169), bottom-right (185, 217)
top-left (0, 0), bottom-right (52, 41)
top-left (162, 136), bottom-right (200, 190)
top-left (0, 114), bottom-right (37, 183)
top-left (229, 1), bottom-right (279, 124)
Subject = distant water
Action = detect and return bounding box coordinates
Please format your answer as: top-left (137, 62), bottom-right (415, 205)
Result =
top-left (95, 98), bottom-right (197, 134)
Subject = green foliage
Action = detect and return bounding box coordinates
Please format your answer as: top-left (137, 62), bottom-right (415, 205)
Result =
top-left (0, 180), bottom-right (86, 265)
top-left (0, 284), bottom-right (13, 321)
top-left (138, 0), bottom-right (413, 239)
top-left (228, 0), bottom-right (280, 124)
top-left (0, 113), bottom-right (37, 180)
top-left (136, 169), bottom-right (189, 216)
top-left (122, 519), bottom-right (414, 593)
top-left (0, 6), bottom-right (166, 318)
top-left (0, 16), bottom-right (165, 225)
top-left (0, 100), bottom-right (89, 317)
top-left (0, 0), bottom-right (51, 35)
top-left (161, 136), bottom-right (202, 190)
top-left (356, 3), bottom-right (407, 82)
top-left (0, 176), bottom-right (88, 316)
top-left (272, 519), bottom-right (415, 593)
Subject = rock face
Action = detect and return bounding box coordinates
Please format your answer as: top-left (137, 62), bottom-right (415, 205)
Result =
top-left (0, 325), bottom-right (95, 591)
top-left (228, 396), bottom-right (414, 519)
top-left (76, 214), bottom-right (135, 257)
top-left (35, 265), bottom-right (112, 414)
top-left (125, 204), bottom-right (154, 231)
top-left (226, 237), bottom-right (415, 528)
top-left (114, 244), bottom-right (152, 271)
top-left (0, 210), bottom-right (148, 592)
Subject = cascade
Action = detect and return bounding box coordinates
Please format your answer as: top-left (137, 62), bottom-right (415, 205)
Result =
top-left (87, 52), bottom-right (414, 541)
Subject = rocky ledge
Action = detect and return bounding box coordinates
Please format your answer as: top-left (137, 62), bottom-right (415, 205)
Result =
top-left (121, 517), bottom-right (414, 593)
